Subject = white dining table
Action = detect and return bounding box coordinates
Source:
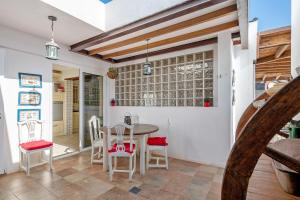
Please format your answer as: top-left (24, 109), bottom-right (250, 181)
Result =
top-left (101, 123), bottom-right (159, 175)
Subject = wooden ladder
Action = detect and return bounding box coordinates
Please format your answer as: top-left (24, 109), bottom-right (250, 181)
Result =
top-left (222, 76), bottom-right (300, 200)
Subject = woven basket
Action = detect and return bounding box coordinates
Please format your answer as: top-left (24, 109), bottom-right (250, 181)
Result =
top-left (107, 71), bottom-right (118, 79)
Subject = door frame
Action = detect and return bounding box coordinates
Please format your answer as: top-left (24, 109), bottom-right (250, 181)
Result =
top-left (51, 61), bottom-right (108, 155)
top-left (0, 48), bottom-right (5, 173)
top-left (79, 70), bottom-right (107, 152)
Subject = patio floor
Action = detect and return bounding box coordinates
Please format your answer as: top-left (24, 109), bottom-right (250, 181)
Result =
top-left (0, 152), bottom-right (298, 200)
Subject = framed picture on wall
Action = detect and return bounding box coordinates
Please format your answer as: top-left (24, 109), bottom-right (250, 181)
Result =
top-left (17, 109), bottom-right (41, 122)
top-left (19, 73), bottom-right (42, 88)
top-left (18, 91), bottom-right (41, 106)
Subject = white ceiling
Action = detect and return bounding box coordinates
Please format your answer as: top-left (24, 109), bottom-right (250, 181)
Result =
top-left (0, 0), bottom-right (103, 45)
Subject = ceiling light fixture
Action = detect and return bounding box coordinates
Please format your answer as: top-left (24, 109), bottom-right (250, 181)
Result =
top-left (45, 16), bottom-right (60, 60)
top-left (143, 39), bottom-right (152, 75)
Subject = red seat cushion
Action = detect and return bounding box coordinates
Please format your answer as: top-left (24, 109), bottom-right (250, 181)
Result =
top-left (20, 140), bottom-right (53, 150)
top-left (147, 137), bottom-right (168, 146)
top-left (108, 143), bottom-right (136, 154)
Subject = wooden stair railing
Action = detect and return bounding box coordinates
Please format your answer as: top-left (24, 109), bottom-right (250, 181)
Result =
top-left (222, 76), bottom-right (300, 200)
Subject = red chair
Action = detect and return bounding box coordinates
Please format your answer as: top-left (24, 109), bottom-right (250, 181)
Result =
top-left (146, 136), bottom-right (168, 169)
top-left (18, 120), bottom-right (53, 175)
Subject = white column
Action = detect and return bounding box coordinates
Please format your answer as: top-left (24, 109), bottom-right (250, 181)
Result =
top-left (292, 0), bottom-right (300, 78)
top-left (232, 20), bottom-right (258, 145)
top-left (217, 31), bottom-right (233, 160)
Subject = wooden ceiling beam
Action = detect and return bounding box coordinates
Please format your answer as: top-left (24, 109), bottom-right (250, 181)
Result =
top-left (89, 6), bottom-right (237, 56)
top-left (256, 75), bottom-right (291, 82)
top-left (77, 50), bottom-right (116, 63)
top-left (257, 66), bottom-right (291, 70)
top-left (256, 73), bottom-right (288, 78)
top-left (275, 44), bottom-right (290, 59)
top-left (256, 51), bottom-right (291, 65)
top-left (256, 73), bottom-right (290, 78)
top-left (255, 65), bottom-right (291, 72)
top-left (70, 0), bottom-right (230, 51)
top-left (256, 61), bottom-right (291, 66)
top-left (100, 21), bottom-right (238, 59)
top-left (257, 66), bottom-right (290, 70)
top-left (259, 33), bottom-right (290, 48)
top-left (114, 37), bottom-right (218, 63)
top-left (256, 70), bottom-right (290, 74)
top-left (257, 64), bottom-right (291, 68)
top-left (259, 42), bottom-right (290, 49)
top-left (259, 26), bottom-right (291, 37)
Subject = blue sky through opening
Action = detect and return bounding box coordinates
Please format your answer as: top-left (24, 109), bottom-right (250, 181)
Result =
top-left (249, 0), bottom-right (291, 31)
top-left (99, 0), bottom-right (112, 4)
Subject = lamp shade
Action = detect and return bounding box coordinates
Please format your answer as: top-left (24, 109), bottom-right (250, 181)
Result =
top-left (45, 39), bottom-right (59, 60)
top-left (143, 62), bottom-right (152, 75)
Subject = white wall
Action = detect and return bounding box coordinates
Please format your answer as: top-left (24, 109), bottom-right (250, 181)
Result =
top-left (0, 25), bottom-right (109, 173)
top-left (108, 31), bottom-right (233, 167)
top-left (291, 0), bottom-right (300, 77)
top-left (105, 0), bottom-right (185, 30)
top-left (232, 21), bottom-right (258, 143)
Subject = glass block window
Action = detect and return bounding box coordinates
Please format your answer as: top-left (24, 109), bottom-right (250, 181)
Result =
top-left (115, 50), bottom-right (215, 107)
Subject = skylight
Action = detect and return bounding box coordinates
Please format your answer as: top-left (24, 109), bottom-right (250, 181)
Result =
top-left (100, 0), bottom-right (112, 4)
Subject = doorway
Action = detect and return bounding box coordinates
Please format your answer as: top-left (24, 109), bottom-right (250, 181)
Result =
top-left (52, 64), bottom-right (80, 157)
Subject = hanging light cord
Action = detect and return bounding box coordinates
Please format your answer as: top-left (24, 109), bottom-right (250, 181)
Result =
top-left (51, 19), bottom-right (54, 39)
top-left (146, 39), bottom-right (149, 62)
top-left (146, 38), bottom-right (150, 63)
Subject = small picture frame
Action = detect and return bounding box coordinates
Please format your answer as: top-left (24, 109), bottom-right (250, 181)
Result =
top-left (17, 109), bottom-right (41, 122)
top-left (19, 73), bottom-right (42, 88)
top-left (18, 91), bottom-right (41, 106)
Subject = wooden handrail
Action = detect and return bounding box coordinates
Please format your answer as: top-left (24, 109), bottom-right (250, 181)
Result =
top-left (235, 92), bottom-right (269, 139)
top-left (222, 76), bottom-right (300, 200)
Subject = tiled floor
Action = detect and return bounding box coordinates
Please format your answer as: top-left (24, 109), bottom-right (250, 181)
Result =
top-left (0, 152), bottom-right (299, 200)
top-left (53, 134), bottom-right (79, 157)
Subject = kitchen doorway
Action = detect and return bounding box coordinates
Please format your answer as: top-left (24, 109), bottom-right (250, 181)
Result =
top-left (52, 64), bottom-right (80, 157)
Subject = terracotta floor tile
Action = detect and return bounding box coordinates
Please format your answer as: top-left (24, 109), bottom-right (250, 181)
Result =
top-left (183, 182), bottom-right (211, 200)
top-left (75, 177), bottom-right (114, 197)
top-left (80, 165), bottom-right (103, 176)
top-left (197, 165), bottom-right (219, 174)
top-left (15, 186), bottom-right (58, 200)
top-left (53, 183), bottom-right (86, 199)
top-left (162, 173), bottom-right (192, 195)
top-left (30, 170), bottom-right (62, 184)
top-left (99, 187), bottom-right (137, 200)
top-left (42, 177), bottom-right (71, 188)
top-left (138, 183), bottom-right (161, 199)
top-left (56, 168), bottom-right (78, 177)
top-left (64, 172), bottom-right (89, 183)
top-left (149, 190), bottom-right (185, 200)
top-left (0, 190), bottom-right (19, 200)
top-left (1, 151), bottom-right (298, 200)
top-left (195, 171), bottom-right (215, 181)
top-left (72, 162), bottom-right (91, 171)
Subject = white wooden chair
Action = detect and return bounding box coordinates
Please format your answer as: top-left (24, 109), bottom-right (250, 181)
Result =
top-left (146, 136), bottom-right (168, 170)
top-left (107, 123), bottom-right (136, 181)
top-left (89, 116), bottom-right (104, 164)
top-left (18, 120), bottom-right (53, 176)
